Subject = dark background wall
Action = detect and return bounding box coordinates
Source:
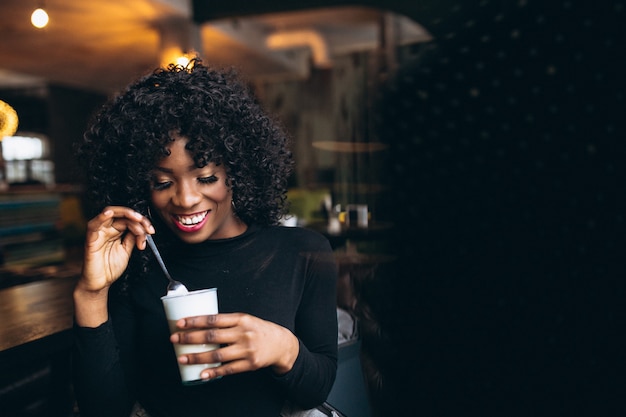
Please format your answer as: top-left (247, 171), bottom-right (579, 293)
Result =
top-left (371, 1), bottom-right (626, 416)
top-left (47, 86), bottom-right (107, 184)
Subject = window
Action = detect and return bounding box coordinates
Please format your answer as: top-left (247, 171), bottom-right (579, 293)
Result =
top-left (1, 133), bottom-right (54, 186)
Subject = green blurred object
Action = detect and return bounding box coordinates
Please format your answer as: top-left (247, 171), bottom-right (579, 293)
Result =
top-left (286, 188), bottom-right (331, 225)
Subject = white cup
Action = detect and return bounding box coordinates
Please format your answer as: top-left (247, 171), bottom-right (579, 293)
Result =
top-left (161, 288), bottom-right (221, 385)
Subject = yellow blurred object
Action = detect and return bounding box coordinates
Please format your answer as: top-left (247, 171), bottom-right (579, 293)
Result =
top-left (0, 100), bottom-right (19, 139)
top-left (59, 195), bottom-right (87, 244)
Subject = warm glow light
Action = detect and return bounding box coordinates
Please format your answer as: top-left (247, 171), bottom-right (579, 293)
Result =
top-left (160, 46), bottom-right (198, 69)
top-left (175, 55), bottom-right (190, 67)
top-left (31, 8), bottom-right (49, 29)
top-left (0, 100), bottom-right (19, 139)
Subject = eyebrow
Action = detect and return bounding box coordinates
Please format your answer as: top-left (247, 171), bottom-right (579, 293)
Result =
top-left (153, 166), bottom-right (175, 174)
top-left (153, 164), bottom-right (213, 174)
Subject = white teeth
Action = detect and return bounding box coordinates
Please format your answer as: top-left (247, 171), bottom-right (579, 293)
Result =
top-left (176, 211), bottom-right (208, 226)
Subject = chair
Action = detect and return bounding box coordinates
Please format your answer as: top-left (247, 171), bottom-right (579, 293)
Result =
top-left (327, 339), bottom-right (371, 417)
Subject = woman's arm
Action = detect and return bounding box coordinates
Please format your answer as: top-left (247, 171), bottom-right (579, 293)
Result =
top-left (73, 289), bottom-right (138, 417)
top-left (274, 244), bottom-right (339, 408)
top-left (72, 206), bottom-right (153, 416)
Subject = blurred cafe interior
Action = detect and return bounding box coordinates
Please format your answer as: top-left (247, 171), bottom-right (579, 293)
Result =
top-left (1, 0), bottom-right (624, 416)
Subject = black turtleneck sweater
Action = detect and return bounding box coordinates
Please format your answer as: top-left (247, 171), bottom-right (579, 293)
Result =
top-left (73, 225), bottom-right (338, 417)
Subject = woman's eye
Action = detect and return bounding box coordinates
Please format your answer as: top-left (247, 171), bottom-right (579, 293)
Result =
top-left (151, 180), bottom-right (172, 191)
top-left (198, 175), bottom-right (218, 184)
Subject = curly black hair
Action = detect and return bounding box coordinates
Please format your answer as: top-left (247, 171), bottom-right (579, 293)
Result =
top-left (77, 59), bottom-right (293, 227)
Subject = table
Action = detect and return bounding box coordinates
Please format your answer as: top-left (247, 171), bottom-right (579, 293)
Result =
top-left (0, 274), bottom-right (77, 357)
top-left (0, 274), bottom-right (78, 417)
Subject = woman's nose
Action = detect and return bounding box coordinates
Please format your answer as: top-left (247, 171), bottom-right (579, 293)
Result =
top-left (173, 181), bottom-right (202, 208)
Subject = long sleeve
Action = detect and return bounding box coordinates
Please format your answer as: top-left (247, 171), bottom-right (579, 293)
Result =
top-left (273, 239), bottom-right (339, 408)
top-left (72, 321), bottom-right (134, 417)
top-left (72, 287), bottom-right (138, 417)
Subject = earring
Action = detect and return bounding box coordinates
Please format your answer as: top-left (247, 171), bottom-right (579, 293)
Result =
top-left (232, 200), bottom-right (240, 218)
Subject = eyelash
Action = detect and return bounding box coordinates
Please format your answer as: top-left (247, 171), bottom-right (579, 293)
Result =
top-left (198, 175), bottom-right (218, 184)
top-left (151, 181), bottom-right (170, 191)
top-left (151, 175), bottom-right (218, 191)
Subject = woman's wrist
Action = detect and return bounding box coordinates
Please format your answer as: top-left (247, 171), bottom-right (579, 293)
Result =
top-left (73, 280), bottom-right (110, 328)
top-left (271, 329), bottom-right (300, 375)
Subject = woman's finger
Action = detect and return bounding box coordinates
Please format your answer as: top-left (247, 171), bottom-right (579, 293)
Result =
top-left (180, 344), bottom-right (260, 372)
top-left (171, 326), bottom-right (241, 346)
top-left (86, 206), bottom-right (154, 249)
top-left (198, 359), bottom-right (252, 381)
top-left (175, 312), bottom-right (246, 330)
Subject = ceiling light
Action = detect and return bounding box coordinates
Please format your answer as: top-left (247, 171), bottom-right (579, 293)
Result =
top-left (160, 48), bottom-right (197, 69)
top-left (175, 55), bottom-right (190, 68)
top-left (31, 7), bottom-right (49, 29)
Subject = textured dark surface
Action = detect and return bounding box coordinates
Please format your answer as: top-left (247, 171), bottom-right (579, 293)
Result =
top-left (367, 1), bottom-right (626, 416)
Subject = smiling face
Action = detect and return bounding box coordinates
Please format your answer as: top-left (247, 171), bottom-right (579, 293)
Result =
top-left (150, 136), bottom-right (247, 243)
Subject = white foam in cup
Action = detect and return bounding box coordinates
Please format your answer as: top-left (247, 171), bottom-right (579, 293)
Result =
top-left (161, 288), bottom-right (221, 385)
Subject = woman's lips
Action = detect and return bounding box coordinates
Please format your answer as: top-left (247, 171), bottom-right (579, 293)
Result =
top-left (171, 210), bottom-right (209, 232)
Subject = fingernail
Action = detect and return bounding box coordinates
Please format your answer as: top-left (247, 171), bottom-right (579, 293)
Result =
top-left (201, 372), bottom-right (210, 379)
top-left (179, 356), bottom-right (189, 364)
top-left (149, 225), bottom-right (156, 234)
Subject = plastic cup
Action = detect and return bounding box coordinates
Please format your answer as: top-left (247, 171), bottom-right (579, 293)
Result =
top-left (161, 288), bottom-right (221, 385)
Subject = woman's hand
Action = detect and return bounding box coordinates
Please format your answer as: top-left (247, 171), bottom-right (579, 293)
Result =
top-left (80, 206), bottom-right (154, 291)
top-left (170, 313), bottom-right (300, 380)
top-left (74, 206), bottom-right (154, 328)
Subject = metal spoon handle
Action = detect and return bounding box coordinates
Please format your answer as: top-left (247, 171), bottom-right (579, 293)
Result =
top-left (145, 234), bottom-right (174, 282)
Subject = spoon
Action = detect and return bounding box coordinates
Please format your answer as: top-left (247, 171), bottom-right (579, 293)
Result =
top-left (145, 234), bottom-right (188, 294)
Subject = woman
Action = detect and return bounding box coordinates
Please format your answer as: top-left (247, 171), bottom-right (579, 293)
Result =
top-left (72, 60), bottom-right (338, 417)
